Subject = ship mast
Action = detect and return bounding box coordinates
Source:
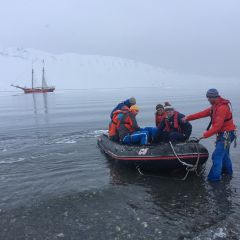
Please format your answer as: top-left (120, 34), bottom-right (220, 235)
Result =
top-left (31, 67), bottom-right (34, 89)
top-left (42, 60), bottom-right (45, 89)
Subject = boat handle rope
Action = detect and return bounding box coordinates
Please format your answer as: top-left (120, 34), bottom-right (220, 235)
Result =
top-left (169, 141), bottom-right (202, 180)
top-left (136, 141), bottom-right (203, 181)
top-left (136, 165), bottom-right (188, 181)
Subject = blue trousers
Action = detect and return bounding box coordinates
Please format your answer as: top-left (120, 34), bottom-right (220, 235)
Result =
top-left (141, 127), bottom-right (158, 142)
top-left (123, 130), bottom-right (149, 145)
top-left (208, 131), bottom-right (235, 181)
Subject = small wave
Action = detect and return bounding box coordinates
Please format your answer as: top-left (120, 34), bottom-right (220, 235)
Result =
top-left (213, 228), bottom-right (227, 239)
top-left (78, 129), bottom-right (108, 139)
top-left (55, 140), bottom-right (77, 144)
top-left (44, 129), bottom-right (108, 145)
top-left (93, 130), bottom-right (108, 135)
top-left (2, 148), bottom-right (7, 152)
top-left (45, 137), bottom-right (77, 145)
top-left (0, 157), bottom-right (26, 164)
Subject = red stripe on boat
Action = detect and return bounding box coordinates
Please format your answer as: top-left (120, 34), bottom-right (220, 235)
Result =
top-left (105, 150), bottom-right (209, 161)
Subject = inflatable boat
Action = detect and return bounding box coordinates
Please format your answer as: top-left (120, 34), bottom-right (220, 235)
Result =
top-left (98, 134), bottom-right (209, 172)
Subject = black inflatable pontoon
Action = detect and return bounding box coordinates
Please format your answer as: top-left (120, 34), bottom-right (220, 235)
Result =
top-left (98, 134), bottom-right (209, 172)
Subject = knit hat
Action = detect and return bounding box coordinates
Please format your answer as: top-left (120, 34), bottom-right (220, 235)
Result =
top-left (164, 101), bottom-right (171, 107)
top-left (129, 97), bottom-right (136, 105)
top-left (164, 104), bottom-right (174, 111)
top-left (206, 88), bottom-right (220, 98)
top-left (130, 105), bottom-right (139, 112)
top-left (156, 104), bottom-right (164, 110)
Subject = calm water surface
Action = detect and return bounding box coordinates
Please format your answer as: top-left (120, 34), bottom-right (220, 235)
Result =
top-left (0, 88), bottom-right (239, 240)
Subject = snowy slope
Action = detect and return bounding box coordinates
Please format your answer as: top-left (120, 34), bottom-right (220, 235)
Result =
top-left (0, 47), bottom-right (237, 91)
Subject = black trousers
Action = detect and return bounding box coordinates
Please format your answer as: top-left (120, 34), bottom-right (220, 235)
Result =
top-left (158, 130), bottom-right (186, 142)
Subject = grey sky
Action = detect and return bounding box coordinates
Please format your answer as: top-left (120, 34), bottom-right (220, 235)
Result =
top-left (0, 0), bottom-right (240, 78)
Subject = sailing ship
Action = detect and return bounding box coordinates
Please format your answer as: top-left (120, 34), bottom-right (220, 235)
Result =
top-left (11, 61), bottom-right (55, 93)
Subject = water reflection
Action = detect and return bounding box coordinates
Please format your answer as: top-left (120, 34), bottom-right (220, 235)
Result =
top-left (32, 93), bottom-right (49, 114)
top-left (43, 93), bottom-right (48, 114)
top-left (32, 93), bottom-right (37, 114)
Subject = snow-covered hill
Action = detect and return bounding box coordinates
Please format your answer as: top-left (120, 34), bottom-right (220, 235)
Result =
top-left (0, 47), bottom-right (237, 91)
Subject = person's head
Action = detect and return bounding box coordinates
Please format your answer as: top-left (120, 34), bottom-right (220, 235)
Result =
top-left (128, 97), bottom-right (136, 107)
top-left (156, 104), bottom-right (164, 115)
top-left (164, 105), bottom-right (175, 118)
top-left (130, 105), bottom-right (139, 115)
top-left (206, 89), bottom-right (220, 105)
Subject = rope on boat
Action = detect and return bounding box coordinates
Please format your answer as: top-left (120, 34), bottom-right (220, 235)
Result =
top-left (136, 140), bottom-right (203, 181)
top-left (136, 165), bottom-right (185, 181)
top-left (169, 141), bottom-right (201, 180)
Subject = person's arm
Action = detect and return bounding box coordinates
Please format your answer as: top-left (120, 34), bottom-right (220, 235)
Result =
top-left (155, 113), bottom-right (158, 127)
top-left (203, 105), bottom-right (228, 138)
top-left (182, 121), bottom-right (192, 139)
top-left (110, 102), bottom-right (123, 118)
top-left (178, 113), bottom-right (192, 139)
top-left (110, 107), bottom-right (116, 119)
top-left (186, 107), bottom-right (211, 121)
top-left (130, 113), bottom-right (140, 131)
top-left (158, 118), bottom-right (165, 131)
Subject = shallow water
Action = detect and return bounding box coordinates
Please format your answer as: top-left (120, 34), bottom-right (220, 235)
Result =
top-left (0, 88), bottom-right (239, 239)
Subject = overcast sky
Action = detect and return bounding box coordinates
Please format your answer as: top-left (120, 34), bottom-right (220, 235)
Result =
top-left (0, 0), bottom-right (240, 78)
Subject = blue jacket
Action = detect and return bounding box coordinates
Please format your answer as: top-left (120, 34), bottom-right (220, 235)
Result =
top-left (110, 99), bottom-right (132, 119)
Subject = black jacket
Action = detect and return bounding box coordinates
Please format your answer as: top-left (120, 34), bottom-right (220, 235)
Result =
top-left (158, 112), bottom-right (192, 139)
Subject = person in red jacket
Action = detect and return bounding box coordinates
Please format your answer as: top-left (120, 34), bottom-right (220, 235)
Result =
top-left (182, 89), bottom-right (237, 181)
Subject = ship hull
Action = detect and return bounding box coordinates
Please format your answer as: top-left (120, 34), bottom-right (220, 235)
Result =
top-left (23, 88), bottom-right (55, 94)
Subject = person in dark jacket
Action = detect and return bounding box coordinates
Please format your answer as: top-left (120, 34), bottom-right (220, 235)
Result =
top-left (157, 104), bottom-right (192, 142)
top-left (110, 97), bottom-right (136, 119)
top-left (118, 105), bottom-right (149, 145)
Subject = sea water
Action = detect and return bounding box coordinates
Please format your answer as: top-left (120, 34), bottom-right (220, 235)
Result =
top-left (0, 87), bottom-right (239, 239)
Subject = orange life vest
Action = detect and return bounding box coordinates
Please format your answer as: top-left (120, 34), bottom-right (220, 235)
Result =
top-left (108, 108), bottom-right (129, 138)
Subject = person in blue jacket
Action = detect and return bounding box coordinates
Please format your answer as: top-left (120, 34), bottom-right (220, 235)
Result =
top-left (110, 97), bottom-right (136, 119)
top-left (157, 104), bottom-right (192, 142)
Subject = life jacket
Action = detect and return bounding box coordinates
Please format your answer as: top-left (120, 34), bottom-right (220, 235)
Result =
top-left (108, 108), bottom-right (129, 138)
top-left (118, 113), bottom-right (134, 133)
top-left (164, 111), bottom-right (181, 132)
top-left (207, 98), bottom-right (233, 131)
top-left (155, 112), bottom-right (166, 127)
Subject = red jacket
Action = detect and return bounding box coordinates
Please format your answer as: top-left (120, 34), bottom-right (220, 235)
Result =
top-left (186, 97), bottom-right (236, 138)
top-left (108, 108), bottom-right (129, 138)
top-left (155, 112), bottom-right (166, 127)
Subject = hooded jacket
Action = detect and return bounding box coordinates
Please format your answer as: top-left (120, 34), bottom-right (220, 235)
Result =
top-left (186, 97), bottom-right (236, 138)
top-left (110, 99), bottom-right (132, 119)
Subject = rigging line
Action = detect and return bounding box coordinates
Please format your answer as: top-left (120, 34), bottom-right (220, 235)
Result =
top-left (169, 141), bottom-right (194, 168)
top-left (136, 165), bottom-right (190, 181)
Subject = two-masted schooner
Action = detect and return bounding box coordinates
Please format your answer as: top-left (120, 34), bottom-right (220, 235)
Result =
top-left (11, 61), bottom-right (55, 93)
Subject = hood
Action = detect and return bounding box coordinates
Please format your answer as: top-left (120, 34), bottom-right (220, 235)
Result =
top-left (123, 100), bottom-right (131, 107)
top-left (215, 97), bottom-right (230, 106)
